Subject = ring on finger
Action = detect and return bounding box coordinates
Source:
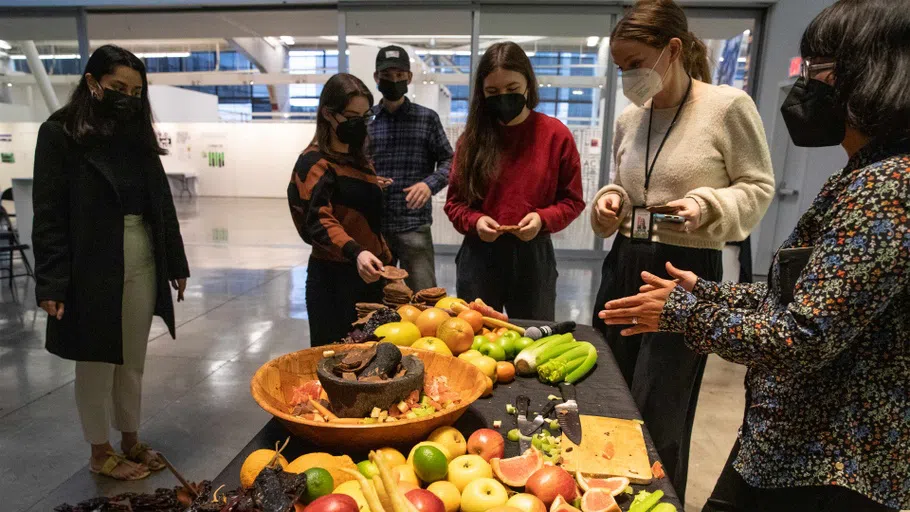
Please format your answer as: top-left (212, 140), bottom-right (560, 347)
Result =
top-left (632, 317), bottom-right (639, 325)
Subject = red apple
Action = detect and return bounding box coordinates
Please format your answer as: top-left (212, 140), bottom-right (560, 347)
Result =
top-left (525, 467), bottom-right (578, 507)
top-left (407, 489), bottom-right (447, 512)
top-left (303, 494), bottom-right (360, 512)
top-left (466, 429), bottom-right (505, 462)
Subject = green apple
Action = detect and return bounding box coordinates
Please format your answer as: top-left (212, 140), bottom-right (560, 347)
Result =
top-left (495, 337), bottom-right (516, 359)
top-left (513, 336), bottom-right (535, 355)
top-left (460, 478), bottom-right (509, 512)
top-left (472, 335), bottom-right (491, 351)
top-left (500, 330), bottom-right (521, 342)
top-left (446, 455), bottom-right (493, 493)
top-left (479, 342), bottom-right (506, 362)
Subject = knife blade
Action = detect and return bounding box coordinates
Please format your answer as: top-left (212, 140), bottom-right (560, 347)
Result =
top-left (555, 382), bottom-right (582, 444)
top-left (515, 396), bottom-right (533, 452)
top-left (526, 400), bottom-right (557, 435)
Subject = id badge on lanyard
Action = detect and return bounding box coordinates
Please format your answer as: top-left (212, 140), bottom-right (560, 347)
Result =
top-left (633, 77), bottom-right (692, 244)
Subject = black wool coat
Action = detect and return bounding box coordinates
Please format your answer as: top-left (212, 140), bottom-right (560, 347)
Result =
top-left (32, 120), bottom-right (190, 364)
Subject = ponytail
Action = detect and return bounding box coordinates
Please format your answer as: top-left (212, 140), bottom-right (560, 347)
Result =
top-left (612, 0), bottom-right (712, 82)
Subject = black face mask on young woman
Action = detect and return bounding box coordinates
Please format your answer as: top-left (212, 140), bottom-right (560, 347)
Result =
top-left (98, 88), bottom-right (142, 122)
top-left (335, 116), bottom-right (368, 148)
top-left (378, 79), bottom-right (408, 102)
top-left (485, 93), bottom-right (527, 124)
top-left (780, 77), bottom-right (846, 147)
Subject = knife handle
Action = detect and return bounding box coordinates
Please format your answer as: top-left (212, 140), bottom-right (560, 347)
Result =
top-left (516, 395), bottom-right (530, 416)
top-left (539, 400), bottom-right (557, 418)
top-left (558, 382), bottom-right (577, 402)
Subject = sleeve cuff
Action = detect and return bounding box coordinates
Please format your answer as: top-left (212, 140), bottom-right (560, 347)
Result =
top-left (659, 285), bottom-right (698, 333)
top-left (342, 240), bottom-right (364, 262)
top-left (685, 192), bottom-right (712, 227)
top-left (692, 278), bottom-right (719, 301)
top-left (424, 173), bottom-right (448, 195)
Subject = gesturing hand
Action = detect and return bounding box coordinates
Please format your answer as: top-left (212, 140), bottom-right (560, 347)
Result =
top-left (595, 193), bottom-right (623, 220)
top-left (40, 300), bottom-right (65, 320)
top-left (171, 279), bottom-right (187, 302)
top-left (476, 216), bottom-right (501, 243)
top-left (403, 182), bottom-right (432, 209)
top-left (665, 197), bottom-right (702, 232)
top-left (639, 262), bottom-right (698, 293)
top-left (516, 212), bottom-right (543, 242)
top-left (598, 271), bottom-right (679, 336)
top-left (356, 251), bottom-right (384, 283)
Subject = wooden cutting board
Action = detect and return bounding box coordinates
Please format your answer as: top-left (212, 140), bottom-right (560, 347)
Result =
top-left (559, 415), bottom-right (653, 484)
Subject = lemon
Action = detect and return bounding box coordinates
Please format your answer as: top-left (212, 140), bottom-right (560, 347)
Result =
top-left (435, 297), bottom-right (467, 311)
top-left (374, 322), bottom-right (422, 347)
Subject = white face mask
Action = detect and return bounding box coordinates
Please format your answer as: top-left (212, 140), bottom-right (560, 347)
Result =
top-left (621, 46), bottom-right (670, 107)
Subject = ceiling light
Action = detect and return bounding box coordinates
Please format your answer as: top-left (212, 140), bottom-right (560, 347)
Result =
top-left (6, 83), bottom-right (11, 87)
top-left (429, 80), bottom-right (435, 85)
top-left (135, 52), bottom-right (191, 59)
top-left (744, 29), bottom-right (751, 36)
top-left (525, 51), bottom-right (536, 57)
top-left (249, 80), bottom-right (255, 85)
top-left (0, 40), bottom-right (11, 50)
top-left (10, 54), bottom-right (81, 60)
top-left (572, 90), bottom-right (583, 95)
top-left (280, 36), bottom-right (296, 45)
top-left (546, 83), bottom-right (552, 87)
top-left (586, 36), bottom-right (600, 47)
top-left (423, 81), bottom-right (428, 85)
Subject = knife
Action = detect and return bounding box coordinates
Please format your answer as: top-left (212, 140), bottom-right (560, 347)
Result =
top-left (555, 382), bottom-right (582, 444)
top-left (526, 400), bottom-right (557, 435)
top-left (515, 396), bottom-right (533, 452)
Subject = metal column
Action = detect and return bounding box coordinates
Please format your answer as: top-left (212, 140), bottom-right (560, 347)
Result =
top-left (337, 11), bottom-right (348, 73)
top-left (22, 41), bottom-right (60, 113)
top-left (75, 8), bottom-right (90, 70)
top-left (469, 10), bottom-right (480, 98)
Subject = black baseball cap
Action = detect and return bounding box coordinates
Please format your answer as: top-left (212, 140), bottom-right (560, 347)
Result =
top-left (376, 45), bottom-right (411, 72)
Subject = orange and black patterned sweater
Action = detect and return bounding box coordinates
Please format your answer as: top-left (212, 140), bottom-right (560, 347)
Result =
top-left (287, 146), bottom-right (391, 264)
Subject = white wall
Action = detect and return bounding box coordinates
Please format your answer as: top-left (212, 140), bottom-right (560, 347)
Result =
top-left (149, 85), bottom-right (220, 122)
top-left (0, 122), bottom-right (40, 193)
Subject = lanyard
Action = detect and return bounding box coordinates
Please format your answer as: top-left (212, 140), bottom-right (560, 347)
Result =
top-left (643, 76), bottom-right (693, 203)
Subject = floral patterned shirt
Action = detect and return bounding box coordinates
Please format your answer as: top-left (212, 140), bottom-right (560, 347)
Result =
top-left (660, 137), bottom-right (910, 509)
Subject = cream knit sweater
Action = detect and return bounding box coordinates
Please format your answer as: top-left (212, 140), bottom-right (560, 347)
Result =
top-left (591, 82), bottom-right (775, 250)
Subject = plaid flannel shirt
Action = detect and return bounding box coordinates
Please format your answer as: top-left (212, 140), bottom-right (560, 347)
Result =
top-left (369, 98), bottom-right (454, 233)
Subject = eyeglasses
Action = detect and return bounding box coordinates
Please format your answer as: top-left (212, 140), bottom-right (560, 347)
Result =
top-left (800, 59), bottom-right (836, 81)
top-left (332, 111), bottom-right (376, 125)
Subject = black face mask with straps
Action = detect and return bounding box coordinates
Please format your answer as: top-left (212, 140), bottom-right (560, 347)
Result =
top-left (335, 116), bottom-right (368, 148)
top-left (378, 79), bottom-right (408, 102)
top-left (485, 93), bottom-right (527, 124)
top-left (98, 88), bottom-right (142, 122)
top-left (780, 76), bottom-right (846, 147)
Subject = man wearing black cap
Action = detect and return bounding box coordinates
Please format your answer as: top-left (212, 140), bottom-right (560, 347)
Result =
top-left (369, 45), bottom-right (454, 291)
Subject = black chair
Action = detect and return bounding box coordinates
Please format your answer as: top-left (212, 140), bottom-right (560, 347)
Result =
top-left (0, 188), bottom-right (13, 222)
top-left (0, 205), bottom-right (34, 287)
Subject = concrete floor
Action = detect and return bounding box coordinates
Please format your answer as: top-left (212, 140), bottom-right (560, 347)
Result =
top-left (0, 197), bottom-right (744, 512)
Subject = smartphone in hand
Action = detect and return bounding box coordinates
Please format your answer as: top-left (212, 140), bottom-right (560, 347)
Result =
top-left (647, 204), bottom-right (683, 214)
top-left (653, 213), bottom-right (686, 224)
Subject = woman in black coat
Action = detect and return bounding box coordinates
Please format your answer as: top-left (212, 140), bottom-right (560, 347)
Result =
top-left (33, 45), bottom-right (190, 481)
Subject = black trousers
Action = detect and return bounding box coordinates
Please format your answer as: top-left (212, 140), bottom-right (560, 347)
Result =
top-left (455, 234), bottom-right (557, 321)
top-left (592, 235), bottom-right (723, 504)
top-left (703, 440), bottom-right (898, 512)
top-left (305, 256), bottom-right (383, 347)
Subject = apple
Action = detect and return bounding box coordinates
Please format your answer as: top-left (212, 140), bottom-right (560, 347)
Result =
top-left (407, 489), bottom-right (447, 512)
top-left (467, 429), bottom-right (505, 462)
top-left (398, 481), bottom-right (421, 495)
top-left (458, 350), bottom-right (484, 362)
top-left (412, 337), bottom-right (453, 356)
top-left (376, 448), bottom-right (407, 468)
top-left (472, 335), bottom-right (491, 351)
top-left (447, 454), bottom-right (493, 493)
top-left (479, 342), bottom-right (507, 362)
top-left (460, 478), bottom-right (509, 512)
top-left (525, 467), bottom-right (577, 507)
top-left (428, 426), bottom-right (468, 458)
top-left (303, 494), bottom-right (360, 512)
top-left (488, 507), bottom-right (524, 512)
top-left (507, 494), bottom-right (547, 512)
top-left (495, 337), bottom-right (516, 360)
top-left (394, 464), bottom-right (421, 486)
top-left (427, 481), bottom-right (461, 512)
top-left (471, 356), bottom-right (498, 380)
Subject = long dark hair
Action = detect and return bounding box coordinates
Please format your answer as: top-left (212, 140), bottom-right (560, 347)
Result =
top-left (310, 73), bottom-right (374, 168)
top-left (801, 0), bottom-right (910, 139)
top-left (611, 0), bottom-right (712, 83)
top-left (454, 42), bottom-right (539, 204)
top-left (51, 45), bottom-right (165, 155)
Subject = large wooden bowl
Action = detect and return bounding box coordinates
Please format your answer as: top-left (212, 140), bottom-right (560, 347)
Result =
top-left (250, 344), bottom-right (487, 451)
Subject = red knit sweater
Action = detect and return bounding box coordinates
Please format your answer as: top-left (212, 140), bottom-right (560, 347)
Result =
top-left (445, 110), bottom-right (585, 235)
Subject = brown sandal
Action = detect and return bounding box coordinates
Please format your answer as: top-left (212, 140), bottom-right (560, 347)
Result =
top-left (126, 442), bottom-right (166, 471)
top-left (90, 451), bottom-right (151, 481)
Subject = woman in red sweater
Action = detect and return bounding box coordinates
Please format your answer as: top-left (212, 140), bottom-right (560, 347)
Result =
top-left (445, 42), bottom-right (584, 320)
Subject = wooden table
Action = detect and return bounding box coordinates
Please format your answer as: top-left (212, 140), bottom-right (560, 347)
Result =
top-left (214, 323), bottom-right (682, 510)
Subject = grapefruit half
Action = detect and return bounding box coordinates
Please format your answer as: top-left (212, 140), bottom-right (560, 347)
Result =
top-left (579, 489), bottom-right (620, 512)
top-left (575, 473), bottom-right (630, 496)
top-left (491, 447), bottom-right (544, 487)
top-left (549, 496), bottom-right (582, 512)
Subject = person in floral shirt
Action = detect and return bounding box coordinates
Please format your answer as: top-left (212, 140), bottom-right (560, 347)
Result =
top-left (598, 0), bottom-right (909, 510)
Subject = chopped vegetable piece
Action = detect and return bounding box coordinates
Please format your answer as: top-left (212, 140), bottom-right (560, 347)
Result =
top-left (506, 404), bottom-right (517, 415)
top-left (371, 407), bottom-right (382, 418)
top-left (651, 504), bottom-right (677, 512)
top-left (622, 486), bottom-right (634, 495)
top-left (603, 442), bottom-right (615, 460)
top-left (507, 429), bottom-right (521, 442)
top-left (652, 461), bottom-right (665, 479)
top-left (629, 490), bottom-right (663, 512)
top-left (548, 395), bottom-right (560, 401)
top-left (493, 420), bottom-right (502, 428)
top-left (549, 419), bottom-right (560, 431)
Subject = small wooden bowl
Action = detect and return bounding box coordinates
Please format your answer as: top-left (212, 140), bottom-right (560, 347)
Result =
top-left (250, 344), bottom-right (487, 450)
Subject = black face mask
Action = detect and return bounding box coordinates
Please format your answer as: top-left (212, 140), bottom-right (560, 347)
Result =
top-left (98, 88), bottom-right (142, 122)
top-left (780, 76), bottom-right (846, 147)
top-left (378, 79), bottom-right (408, 102)
top-left (335, 116), bottom-right (368, 148)
top-left (485, 93), bottom-right (527, 124)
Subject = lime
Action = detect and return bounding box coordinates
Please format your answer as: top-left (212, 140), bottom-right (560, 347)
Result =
top-left (303, 467), bottom-right (334, 503)
top-left (357, 460), bottom-right (379, 479)
top-left (411, 445), bottom-right (448, 483)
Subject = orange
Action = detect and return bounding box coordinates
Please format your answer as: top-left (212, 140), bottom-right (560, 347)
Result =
top-left (437, 317), bottom-right (475, 355)
top-left (398, 305), bottom-right (422, 324)
top-left (495, 327), bottom-right (508, 336)
top-left (457, 310), bottom-right (484, 334)
top-left (416, 308), bottom-right (450, 337)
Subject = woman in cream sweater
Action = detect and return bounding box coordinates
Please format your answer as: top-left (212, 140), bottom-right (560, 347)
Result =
top-left (590, 0), bottom-right (774, 500)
